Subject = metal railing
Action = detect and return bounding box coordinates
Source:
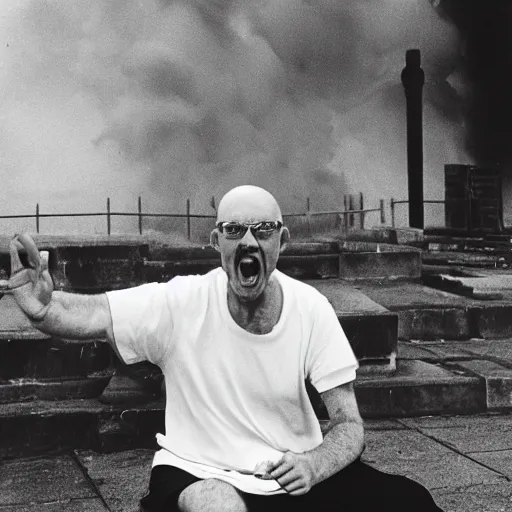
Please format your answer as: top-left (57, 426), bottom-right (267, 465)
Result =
top-left (0, 194), bottom-right (388, 238)
top-left (390, 198), bottom-right (445, 228)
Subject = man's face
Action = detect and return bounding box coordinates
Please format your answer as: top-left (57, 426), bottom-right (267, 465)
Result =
top-left (214, 213), bottom-right (286, 303)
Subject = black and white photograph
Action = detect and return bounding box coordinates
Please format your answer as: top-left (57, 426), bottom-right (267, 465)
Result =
top-left (0, 1), bottom-right (511, 510)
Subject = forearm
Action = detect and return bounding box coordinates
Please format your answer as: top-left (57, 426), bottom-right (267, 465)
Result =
top-left (30, 291), bottom-right (112, 342)
top-left (305, 419), bottom-right (365, 485)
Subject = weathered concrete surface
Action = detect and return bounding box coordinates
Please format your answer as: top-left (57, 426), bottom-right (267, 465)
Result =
top-left (362, 429), bottom-right (505, 490)
top-left (433, 483), bottom-right (512, 512)
top-left (445, 359), bottom-right (512, 411)
top-left (0, 296), bottom-right (113, 403)
top-left (76, 449), bottom-right (154, 512)
top-left (396, 413), bottom-right (512, 511)
top-left (0, 400), bottom-right (103, 459)
top-left (0, 295), bottom-right (48, 340)
top-left (0, 500), bottom-right (108, 511)
top-left (400, 414), bottom-right (512, 453)
top-left (306, 280), bottom-right (397, 366)
top-left (358, 281), bottom-right (512, 340)
top-left (339, 250), bottom-right (421, 280)
top-left (355, 360), bottom-right (485, 417)
top-left (475, 305), bottom-right (512, 339)
top-left (280, 254), bottom-right (340, 280)
top-left (358, 282), bottom-right (475, 340)
top-left (0, 454), bottom-right (98, 507)
top-left (5, 414), bottom-right (512, 512)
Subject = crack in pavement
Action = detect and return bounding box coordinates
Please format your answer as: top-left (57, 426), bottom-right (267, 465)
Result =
top-left (396, 419), bottom-right (512, 482)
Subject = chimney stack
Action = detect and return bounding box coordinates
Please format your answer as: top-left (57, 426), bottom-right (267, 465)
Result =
top-left (401, 49), bottom-right (425, 229)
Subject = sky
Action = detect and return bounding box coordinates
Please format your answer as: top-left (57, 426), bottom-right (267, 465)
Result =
top-left (0, 0), bottom-right (472, 234)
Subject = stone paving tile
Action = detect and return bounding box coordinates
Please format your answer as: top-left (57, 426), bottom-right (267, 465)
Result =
top-left (432, 482), bottom-right (512, 512)
top-left (454, 339), bottom-right (512, 363)
top-left (396, 341), bottom-right (441, 361)
top-left (76, 449), bottom-right (154, 512)
top-left (400, 414), bottom-right (512, 453)
top-left (0, 454), bottom-right (96, 507)
top-left (471, 450), bottom-right (512, 479)
top-left (0, 498), bottom-right (107, 511)
top-left (362, 430), bottom-right (505, 491)
top-left (363, 418), bottom-right (406, 430)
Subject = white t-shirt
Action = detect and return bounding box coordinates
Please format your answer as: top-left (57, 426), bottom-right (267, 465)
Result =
top-left (106, 268), bottom-right (358, 495)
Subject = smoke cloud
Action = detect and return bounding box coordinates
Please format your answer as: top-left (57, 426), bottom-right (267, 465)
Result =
top-left (0, 0), bottom-right (468, 233)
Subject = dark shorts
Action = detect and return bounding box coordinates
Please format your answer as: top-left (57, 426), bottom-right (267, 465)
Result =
top-left (139, 458), bottom-right (444, 512)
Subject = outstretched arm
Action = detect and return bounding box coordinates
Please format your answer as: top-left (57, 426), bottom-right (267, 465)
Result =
top-left (0, 234), bottom-right (114, 344)
top-left (30, 291), bottom-right (114, 342)
top-left (269, 381), bottom-right (364, 495)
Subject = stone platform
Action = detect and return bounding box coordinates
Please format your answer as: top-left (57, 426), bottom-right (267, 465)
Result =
top-left (4, 413), bottom-right (512, 511)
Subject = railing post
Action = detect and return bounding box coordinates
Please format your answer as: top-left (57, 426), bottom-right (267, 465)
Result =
top-left (107, 197), bottom-right (111, 235)
top-left (380, 199), bottom-right (385, 224)
top-left (349, 194), bottom-right (355, 228)
top-left (343, 195), bottom-right (348, 231)
top-left (186, 199), bottom-right (191, 240)
top-left (359, 192), bottom-right (364, 229)
top-left (138, 196), bottom-right (142, 235)
top-left (306, 197), bottom-right (311, 233)
top-left (390, 198), bottom-right (395, 228)
top-left (36, 203), bottom-right (40, 234)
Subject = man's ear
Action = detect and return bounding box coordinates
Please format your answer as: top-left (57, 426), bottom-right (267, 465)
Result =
top-left (210, 229), bottom-right (220, 252)
top-left (279, 226), bottom-right (290, 253)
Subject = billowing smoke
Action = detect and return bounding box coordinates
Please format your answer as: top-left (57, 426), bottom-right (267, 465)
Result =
top-left (0, 0), bottom-right (468, 234)
top-left (439, 0), bottom-right (512, 224)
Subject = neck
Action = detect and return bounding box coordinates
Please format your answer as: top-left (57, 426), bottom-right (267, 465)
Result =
top-left (227, 275), bottom-right (283, 334)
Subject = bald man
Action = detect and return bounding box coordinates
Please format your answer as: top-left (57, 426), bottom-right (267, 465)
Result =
top-left (2, 186), bottom-right (443, 512)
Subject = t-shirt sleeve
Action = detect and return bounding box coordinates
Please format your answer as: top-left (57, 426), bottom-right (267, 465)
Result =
top-left (305, 295), bottom-right (359, 393)
top-left (105, 277), bottom-right (187, 366)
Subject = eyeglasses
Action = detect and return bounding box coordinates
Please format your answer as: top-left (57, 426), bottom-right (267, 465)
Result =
top-left (216, 221), bottom-right (283, 239)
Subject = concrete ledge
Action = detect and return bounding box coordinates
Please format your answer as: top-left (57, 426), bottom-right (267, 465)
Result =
top-left (0, 373), bottom-right (113, 404)
top-left (472, 305), bottom-right (512, 339)
top-left (445, 359), bottom-right (512, 411)
top-left (355, 360), bottom-right (486, 418)
top-left (395, 307), bottom-right (473, 341)
top-left (306, 280), bottom-right (397, 367)
top-left (0, 360), bottom-right (492, 459)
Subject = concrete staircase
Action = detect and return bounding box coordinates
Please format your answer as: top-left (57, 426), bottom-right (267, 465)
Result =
top-left (3, 233), bottom-right (512, 458)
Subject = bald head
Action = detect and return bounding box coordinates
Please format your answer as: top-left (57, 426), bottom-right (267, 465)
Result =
top-left (217, 185), bottom-right (282, 223)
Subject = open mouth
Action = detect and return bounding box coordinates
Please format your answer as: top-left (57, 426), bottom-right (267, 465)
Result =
top-left (237, 255), bottom-right (261, 287)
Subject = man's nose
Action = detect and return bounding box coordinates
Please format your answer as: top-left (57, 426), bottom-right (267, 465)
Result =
top-left (240, 227), bottom-right (258, 248)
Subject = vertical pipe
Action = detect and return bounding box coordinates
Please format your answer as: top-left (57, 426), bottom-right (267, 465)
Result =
top-left (391, 198), bottom-right (395, 228)
top-left (36, 203), bottom-right (40, 234)
top-left (186, 199), bottom-right (191, 240)
top-left (138, 196), bottom-right (142, 235)
top-left (359, 192), bottom-right (364, 229)
top-left (380, 199), bottom-right (385, 224)
top-left (349, 195), bottom-right (355, 228)
top-left (107, 197), bottom-right (111, 235)
top-left (401, 49), bottom-right (425, 229)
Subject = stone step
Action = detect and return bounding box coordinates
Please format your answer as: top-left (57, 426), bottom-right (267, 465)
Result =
top-left (305, 281), bottom-right (397, 369)
top-left (357, 281), bottom-right (512, 341)
top-left (0, 357), bottom-right (498, 459)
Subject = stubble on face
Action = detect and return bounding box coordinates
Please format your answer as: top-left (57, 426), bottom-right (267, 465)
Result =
top-left (216, 186), bottom-right (284, 308)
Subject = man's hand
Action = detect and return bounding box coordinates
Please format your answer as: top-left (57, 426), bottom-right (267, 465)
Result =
top-left (268, 451), bottom-right (317, 496)
top-left (0, 233), bottom-right (53, 321)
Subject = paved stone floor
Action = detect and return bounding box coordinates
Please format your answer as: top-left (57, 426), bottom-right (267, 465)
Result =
top-left (2, 414), bottom-right (512, 511)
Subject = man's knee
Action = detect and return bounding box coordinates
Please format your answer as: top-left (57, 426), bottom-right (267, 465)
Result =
top-left (177, 478), bottom-right (248, 512)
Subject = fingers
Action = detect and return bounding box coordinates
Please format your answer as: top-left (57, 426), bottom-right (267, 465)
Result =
top-left (16, 233), bottom-right (40, 271)
top-left (269, 459), bottom-right (292, 480)
top-left (9, 238), bottom-right (24, 274)
top-left (7, 269), bottom-right (33, 289)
